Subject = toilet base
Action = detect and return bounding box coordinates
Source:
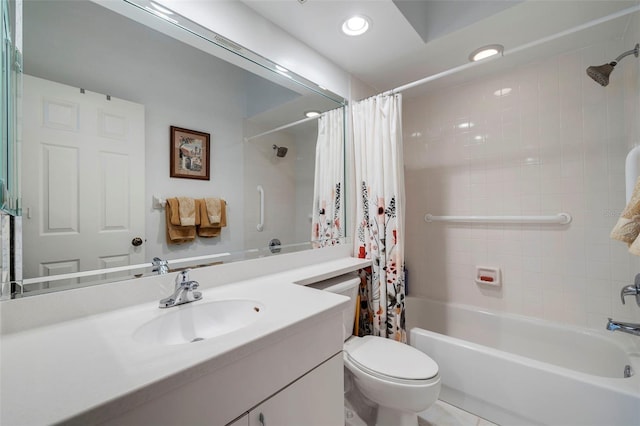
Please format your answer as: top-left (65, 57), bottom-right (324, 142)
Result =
top-left (375, 405), bottom-right (418, 426)
top-left (344, 402), bottom-right (368, 426)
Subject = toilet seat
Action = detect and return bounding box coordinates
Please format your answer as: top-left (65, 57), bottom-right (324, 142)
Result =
top-left (344, 336), bottom-right (439, 384)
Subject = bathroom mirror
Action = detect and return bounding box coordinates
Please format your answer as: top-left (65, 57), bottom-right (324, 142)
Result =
top-left (14, 0), bottom-right (346, 295)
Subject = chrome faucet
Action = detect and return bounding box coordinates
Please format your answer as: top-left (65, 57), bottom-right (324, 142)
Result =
top-left (607, 275), bottom-right (640, 336)
top-left (159, 269), bottom-right (202, 308)
top-left (606, 318), bottom-right (640, 336)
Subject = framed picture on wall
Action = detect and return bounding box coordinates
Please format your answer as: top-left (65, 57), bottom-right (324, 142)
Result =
top-left (170, 126), bottom-right (210, 180)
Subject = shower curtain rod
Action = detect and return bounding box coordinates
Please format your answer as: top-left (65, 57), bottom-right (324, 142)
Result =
top-left (382, 4), bottom-right (640, 96)
top-left (244, 114), bottom-right (320, 142)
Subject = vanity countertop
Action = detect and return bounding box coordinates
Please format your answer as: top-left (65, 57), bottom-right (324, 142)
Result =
top-left (0, 256), bottom-right (371, 426)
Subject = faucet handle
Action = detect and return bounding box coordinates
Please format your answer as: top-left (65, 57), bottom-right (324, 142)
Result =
top-left (152, 257), bottom-right (169, 275)
top-left (175, 269), bottom-right (191, 287)
top-left (620, 274), bottom-right (640, 306)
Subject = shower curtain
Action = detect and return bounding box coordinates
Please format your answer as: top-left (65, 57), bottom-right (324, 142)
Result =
top-left (352, 94), bottom-right (406, 342)
top-left (311, 108), bottom-right (344, 246)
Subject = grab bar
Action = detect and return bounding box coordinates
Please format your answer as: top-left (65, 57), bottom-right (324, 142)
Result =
top-left (424, 213), bottom-right (572, 225)
top-left (257, 185), bottom-right (264, 231)
top-left (625, 146), bottom-right (640, 203)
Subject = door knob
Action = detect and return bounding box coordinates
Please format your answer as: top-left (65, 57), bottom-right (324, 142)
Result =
top-left (131, 237), bottom-right (143, 247)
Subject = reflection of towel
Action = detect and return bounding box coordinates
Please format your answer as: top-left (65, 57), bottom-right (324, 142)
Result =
top-left (166, 200), bottom-right (195, 244)
top-left (198, 198), bottom-right (227, 237)
top-left (167, 198), bottom-right (200, 226)
top-left (204, 198), bottom-right (222, 224)
top-left (611, 177), bottom-right (640, 250)
top-left (177, 197), bottom-right (197, 226)
top-left (167, 198), bottom-right (181, 225)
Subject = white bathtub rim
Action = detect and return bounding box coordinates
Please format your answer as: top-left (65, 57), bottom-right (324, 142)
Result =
top-left (410, 326), bottom-right (640, 398)
top-left (406, 296), bottom-right (640, 354)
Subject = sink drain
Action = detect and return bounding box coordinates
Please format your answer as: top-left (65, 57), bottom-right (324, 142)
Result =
top-left (190, 337), bottom-right (204, 343)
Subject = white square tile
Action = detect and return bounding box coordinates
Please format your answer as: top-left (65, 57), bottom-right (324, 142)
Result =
top-left (403, 34), bottom-right (639, 329)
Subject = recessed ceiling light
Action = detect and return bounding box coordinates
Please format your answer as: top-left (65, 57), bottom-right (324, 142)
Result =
top-left (469, 44), bottom-right (504, 62)
top-left (305, 111), bottom-right (321, 118)
top-left (342, 15), bottom-right (370, 36)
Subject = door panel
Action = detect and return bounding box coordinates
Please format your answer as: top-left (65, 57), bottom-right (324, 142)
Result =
top-left (22, 75), bottom-right (145, 287)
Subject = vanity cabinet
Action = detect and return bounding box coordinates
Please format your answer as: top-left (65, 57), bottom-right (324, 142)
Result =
top-left (98, 313), bottom-right (345, 426)
top-left (246, 353), bottom-right (343, 426)
top-left (1, 254), bottom-right (369, 426)
top-left (225, 353), bottom-right (343, 426)
top-left (227, 414), bottom-right (249, 426)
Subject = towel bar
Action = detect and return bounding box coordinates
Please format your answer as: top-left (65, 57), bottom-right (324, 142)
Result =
top-left (152, 195), bottom-right (227, 209)
top-left (424, 213), bottom-right (572, 225)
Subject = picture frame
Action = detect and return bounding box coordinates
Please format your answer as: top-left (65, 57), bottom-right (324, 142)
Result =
top-left (170, 126), bottom-right (210, 180)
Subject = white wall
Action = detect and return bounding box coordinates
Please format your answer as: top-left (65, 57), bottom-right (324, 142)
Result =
top-left (404, 28), bottom-right (640, 329)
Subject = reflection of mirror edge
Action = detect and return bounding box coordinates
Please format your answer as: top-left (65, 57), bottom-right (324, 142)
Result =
top-left (14, 237), bottom-right (350, 297)
top-left (123, 0), bottom-right (347, 106)
top-left (0, 0), bottom-right (21, 216)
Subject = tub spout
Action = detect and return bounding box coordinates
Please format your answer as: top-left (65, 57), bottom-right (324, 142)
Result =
top-left (606, 318), bottom-right (640, 336)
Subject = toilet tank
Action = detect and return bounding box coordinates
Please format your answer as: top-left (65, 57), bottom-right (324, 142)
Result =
top-left (308, 273), bottom-right (360, 341)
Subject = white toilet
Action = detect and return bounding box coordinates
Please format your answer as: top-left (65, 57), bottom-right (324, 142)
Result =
top-left (310, 274), bottom-right (441, 426)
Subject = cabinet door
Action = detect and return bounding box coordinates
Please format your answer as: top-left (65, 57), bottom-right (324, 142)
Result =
top-left (249, 353), bottom-right (343, 426)
top-left (227, 413), bottom-right (249, 426)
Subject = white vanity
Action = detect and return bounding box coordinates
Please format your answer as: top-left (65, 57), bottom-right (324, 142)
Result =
top-left (0, 246), bottom-right (370, 425)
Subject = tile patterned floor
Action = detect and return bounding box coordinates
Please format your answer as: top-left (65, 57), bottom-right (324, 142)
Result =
top-left (418, 400), bottom-right (498, 426)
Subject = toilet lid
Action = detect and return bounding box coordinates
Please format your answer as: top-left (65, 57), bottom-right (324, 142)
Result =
top-left (344, 336), bottom-right (438, 380)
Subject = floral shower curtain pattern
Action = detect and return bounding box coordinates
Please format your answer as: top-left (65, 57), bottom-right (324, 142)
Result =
top-left (352, 94), bottom-right (406, 342)
top-left (311, 108), bottom-right (344, 247)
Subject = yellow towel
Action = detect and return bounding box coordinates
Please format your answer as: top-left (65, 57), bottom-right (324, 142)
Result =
top-left (611, 177), bottom-right (640, 248)
top-left (198, 198), bottom-right (227, 237)
top-left (165, 200), bottom-right (195, 244)
top-left (167, 198), bottom-right (200, 226)
top-left (204, 198), bottom-right (222, 224)
top-left (167, 198), bottom-right (181, 226)
top-left (177, 197), bottom-right (197, 226)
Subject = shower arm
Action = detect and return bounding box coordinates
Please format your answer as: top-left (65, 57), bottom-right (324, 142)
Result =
top-left (613, 43), bottom-right (639, 64)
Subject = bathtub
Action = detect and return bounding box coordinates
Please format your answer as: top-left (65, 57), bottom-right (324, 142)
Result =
top-left (406, 297), bottom-right (640, 426)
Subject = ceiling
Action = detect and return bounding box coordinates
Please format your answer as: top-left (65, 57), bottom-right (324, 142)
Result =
top-left (241, 0), bottom-right (639, 96)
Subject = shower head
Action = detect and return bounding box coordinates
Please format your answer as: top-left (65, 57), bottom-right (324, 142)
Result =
top-left (586, 43), bottom-right (639, 87)
top-left (586, 63), bottom-right (615, 86)
top-left (273, 144), bottom-right (288, 158)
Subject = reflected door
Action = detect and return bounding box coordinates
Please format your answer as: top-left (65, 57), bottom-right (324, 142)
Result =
top-left (22, 75), bottom-right (145, 288)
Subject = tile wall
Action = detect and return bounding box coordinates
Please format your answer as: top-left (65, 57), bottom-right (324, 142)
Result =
top-left (243, 125), bottom-right (317, 253)
top-left (404, 24), bottom-right (640, 329)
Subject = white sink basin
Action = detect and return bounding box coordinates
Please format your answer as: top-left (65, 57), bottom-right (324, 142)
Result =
top-left (133, 299), bottom-right (265, 345)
